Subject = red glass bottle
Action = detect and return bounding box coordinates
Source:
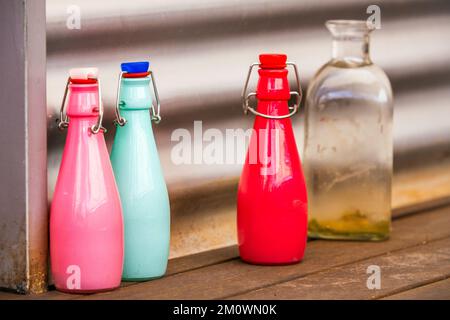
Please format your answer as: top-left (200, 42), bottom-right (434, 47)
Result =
top-left (237, 54), bottom-right (308, 265)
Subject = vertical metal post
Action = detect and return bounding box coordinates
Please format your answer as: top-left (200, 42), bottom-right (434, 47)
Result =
top-left (0, 0), bottom-right (47, 294)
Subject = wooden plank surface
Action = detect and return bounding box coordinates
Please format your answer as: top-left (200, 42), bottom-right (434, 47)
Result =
top-left (382, 277), bottom-right (450, 300)
top-left (76, 204), bottom-right (450, 300)
top-left (1, 200), bottom-right (449, 300)
top-left (1, 242), bottom-right (240, 300)
top-left (392, 161), bottom-right (450, 211)
top-left (231, 237), bottom-right (450, 299)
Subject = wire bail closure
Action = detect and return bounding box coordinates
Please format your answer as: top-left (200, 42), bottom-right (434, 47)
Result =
top-left (241, 62), bottom-right (302, 119)
top-left (58, 77), bottom-right (106, 134)
top-left (114, 70), bottom-right (162, 127)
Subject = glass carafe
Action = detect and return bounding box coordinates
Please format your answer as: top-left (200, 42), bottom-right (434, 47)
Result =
top-left (304, 20), bottom-right (393, 241)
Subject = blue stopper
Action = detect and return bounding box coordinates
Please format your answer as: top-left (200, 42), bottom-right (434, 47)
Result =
top-left (121, 61), bottom-right (149, 74)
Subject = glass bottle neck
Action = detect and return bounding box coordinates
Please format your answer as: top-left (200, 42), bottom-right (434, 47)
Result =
top-left (331, 35), bottom-right (371, 65)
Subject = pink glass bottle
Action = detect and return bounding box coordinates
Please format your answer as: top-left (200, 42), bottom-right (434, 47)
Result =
top-left (50, 68), bottom-right (124, 293)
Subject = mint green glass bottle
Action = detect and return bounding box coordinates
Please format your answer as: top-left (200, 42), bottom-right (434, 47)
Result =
top-left (110, 61), bottom-right (170, 280)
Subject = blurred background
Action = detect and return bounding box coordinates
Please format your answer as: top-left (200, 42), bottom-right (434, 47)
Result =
top-left (46, 0), bottom-right (450, 257)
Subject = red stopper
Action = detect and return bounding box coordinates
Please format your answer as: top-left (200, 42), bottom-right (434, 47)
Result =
top-left (122, 71), bottom-right (151, 78)
top-left (259, 53), bottom-right (287, 69)
top-left (69, 78), bottom-right (98, 84)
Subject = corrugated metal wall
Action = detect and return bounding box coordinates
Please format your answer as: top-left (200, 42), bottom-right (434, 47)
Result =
top-left (47, 0), bottom-right (450, 193)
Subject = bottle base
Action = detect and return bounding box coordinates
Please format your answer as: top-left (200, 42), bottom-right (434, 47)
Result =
top-left (308, 218), bottom-right (390, 241)
top-left (308, 231), bottom-right (389, 241)
top-left (239, 256), bottom-right (303, 266)
top-left (55, 285), bottom-right (120, 294)
top-left (122, 274), bottom-right (165, 282)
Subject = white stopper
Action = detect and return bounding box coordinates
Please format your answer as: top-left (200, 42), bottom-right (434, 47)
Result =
top-left (69, 67), bottom-right (99, 80)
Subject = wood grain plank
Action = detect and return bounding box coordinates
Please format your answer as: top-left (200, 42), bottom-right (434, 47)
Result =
top-left (3, 193), bottom-right (449, 300)
top-left (11, 289), bottom-right (75, 300)
top-left (0, 291), bottom-right (26, 300)
top-left (393, 161), bottom-right (450, 211)
top-left (78, 204), bottom-right (450, 300)
top-left (120, 245), bottom-right (239, 287)
top-left (9, 194), bottom-right (442, 300)
top-left (1, 242), bottom-right (239, 300)
top-left (168, 244), bottom-right (239, 274)
top-left (231, 237), bottom-right (450, 299)
top-left (382, 277), bottom-right (450, 300)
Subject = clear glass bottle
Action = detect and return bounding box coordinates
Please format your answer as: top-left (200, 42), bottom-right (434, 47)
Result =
top-left (304, 20), bottom-right (393, 241)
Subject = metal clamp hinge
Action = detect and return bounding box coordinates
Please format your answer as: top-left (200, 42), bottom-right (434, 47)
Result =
top-left (241, 62), bottom-right (303, 119)
top-left (114, 70), bottom-right (162, 126)
top-left (58, 77), bottom-right (106, 134)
